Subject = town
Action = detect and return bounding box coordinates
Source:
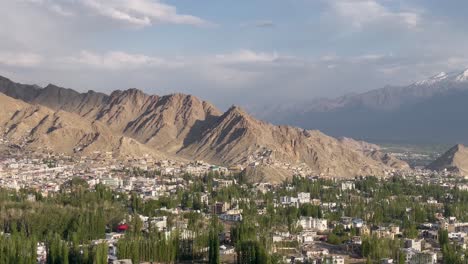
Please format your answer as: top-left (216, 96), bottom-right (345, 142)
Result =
top-left (0, 148), bottom-right (467, 264)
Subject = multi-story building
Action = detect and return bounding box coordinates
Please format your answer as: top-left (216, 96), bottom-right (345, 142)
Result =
top-left (298, 217), bottom-right (328, 231)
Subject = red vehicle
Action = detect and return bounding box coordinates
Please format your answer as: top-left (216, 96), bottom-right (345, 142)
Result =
top-left (117, 224), bottom-right (129, 232)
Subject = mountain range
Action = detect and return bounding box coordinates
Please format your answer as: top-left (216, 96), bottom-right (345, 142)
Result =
top-left (0, 76), bottom-right (407, 182)
top-left (254, 69), bottom-right (468, 144)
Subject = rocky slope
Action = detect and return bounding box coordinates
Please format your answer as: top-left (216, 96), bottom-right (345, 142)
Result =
top-left (427, 144), bottom-right (468, 176)
top-left (0, 76), bottom-right (221, 153)
top-left (0, 76), bottom-right (407, 181)
top-left (0, 93), bottom-right (164, 158)
top-left (179, 106), bottom-right (401, 178)
top-left (339, 137), bottom-right (409, 170)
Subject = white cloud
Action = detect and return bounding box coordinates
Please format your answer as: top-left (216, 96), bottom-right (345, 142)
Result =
top-left (82, 0), bottom-right (208, 27)
top-left (20, 0), bottom-right (73, 16)
top-left (326, 0), bottom-right (422, 30)
top-left (63, 50), bottom-right (185, 70)
top-left (215, 50), bottom-right (281, 64)
top-left (445, 57), bottom-right (468, 69)
top-left (320, 54), bottom-right (340, 62)
top-left (0, 52), bottom-right (43, 67)
top-left (352, 53), bottom-right (391, 63)
top-left (22, 0), bottom-right (208, 27)
top-left (49, 4), bottom-right (74, 17)
top-left (58, 49), bottom-right (294, 77)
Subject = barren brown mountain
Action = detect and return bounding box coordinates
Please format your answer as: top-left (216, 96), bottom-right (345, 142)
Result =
top-left (339, 137), bottom-right (410, 170)
top-left (427, 144), bottom-right (468, 176)
top-left (0, 76), bottom-right (407, 181)
top-left (0, 77), bottom-right (220, 153)
top-left (179, 106), bottom-right (400, 178)
top-left (0, 93), bottom-right (165, 158)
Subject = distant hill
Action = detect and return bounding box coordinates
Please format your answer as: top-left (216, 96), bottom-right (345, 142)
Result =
top-left (427, 144), bottom-right (468, 176)
top-left (254, 69), bottom-right (468, 144)
top-left (0, 76), bottom-right (406, 182)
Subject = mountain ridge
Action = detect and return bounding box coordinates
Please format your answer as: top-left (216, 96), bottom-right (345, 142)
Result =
top-left (254, 68), bottom-right (468, 144)
top-left (0, 76), bottom-right (407, 182)
top-left (0, 93), bottom-right (166, 158)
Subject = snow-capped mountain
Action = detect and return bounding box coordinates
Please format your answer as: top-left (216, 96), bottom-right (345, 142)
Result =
top-left (456, 69), bottom-right (468, 82)
top-left (255, 68), bottom-right (468, 144)
top-left (414, 72), bottom-right (450, 85)
top-left (414, 69), bottom-right (468, 86)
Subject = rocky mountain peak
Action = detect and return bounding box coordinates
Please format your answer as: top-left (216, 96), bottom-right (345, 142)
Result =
top-left (456, 69), bottom-right (468, 82)
top-left (225, 105), bottom-right (248, 115)
top-left (453, 143), bottom-right (466, 150)
top-left (415, 72), bottom-right (449, 86)
top-left (161, 93), bottom-right (196, 105)
top-left (110, 88), bottom-right (148, 100)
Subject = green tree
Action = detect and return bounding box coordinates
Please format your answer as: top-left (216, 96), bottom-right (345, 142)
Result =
top-left (208, 216), bottom-right (220, 264)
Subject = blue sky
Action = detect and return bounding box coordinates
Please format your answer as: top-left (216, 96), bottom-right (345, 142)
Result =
top-left (1, 0), bottom-right (468, 108)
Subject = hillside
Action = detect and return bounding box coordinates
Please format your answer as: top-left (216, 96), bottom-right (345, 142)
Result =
top-left (427, 144), bottom-right (468, 176)
top-left (0, 76), bottom-right (221, 153)
top-left (0, 76), bottom-right (408, 181)
top-left (179, 106), bottom-right (398, 178)
top-left (0, 93), bottom-right (165, 158)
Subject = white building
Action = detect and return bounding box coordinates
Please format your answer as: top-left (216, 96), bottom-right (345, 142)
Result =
top-left (402, 249), bottom-right (437, 264)
top-left (323, 255), bottom-right (344, 264)
top-left (37, 242), bottom-right (47, 264)
top-left (219, 213), bottom-right (242, 222)
top-left (341, 181), bottom-right (355, 191)
top-left (298, 192), bottom-right (311, 204)
top-left (280, 196), bottom-right (298, 206)
top-left (298, 217), bottom-right (328, 231)
top-left (352, 218), bottom-right (364, 228)
top-left (298, 231), bottom-right (316, 244)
